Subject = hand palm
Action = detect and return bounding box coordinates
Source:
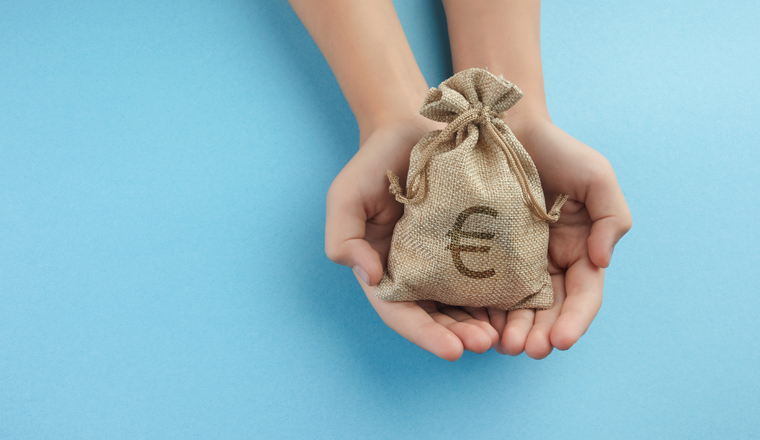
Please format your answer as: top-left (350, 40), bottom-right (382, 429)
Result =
top-left (326, 116), bottom-right (630, 361)
top-left (326, 118), bottom-right (501, 361)
top-left (495, 115), bottom-right (631, 358)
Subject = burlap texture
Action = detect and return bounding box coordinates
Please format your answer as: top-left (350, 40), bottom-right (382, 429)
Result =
top-left (374, 68), bottom-right (567, 311)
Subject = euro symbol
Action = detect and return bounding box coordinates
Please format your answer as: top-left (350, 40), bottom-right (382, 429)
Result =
top-left (445, 206), bottom-right (498, 279)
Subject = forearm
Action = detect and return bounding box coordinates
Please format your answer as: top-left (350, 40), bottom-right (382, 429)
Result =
top-left (441, 0), bottom-right (549, 120)
top-left (287, 0), bottom-right (430, 137)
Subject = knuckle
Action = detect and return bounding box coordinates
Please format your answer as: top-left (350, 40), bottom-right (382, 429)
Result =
top-left (588, 155), bottom-right (614, 184)
top-left (324, 240), bottom-right (343, 263)
top-left (621, 214), bottom-right (633, 233)
top-left (326, 170), bottom-right (350, 202)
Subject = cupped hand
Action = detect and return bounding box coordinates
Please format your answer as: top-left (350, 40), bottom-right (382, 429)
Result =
top-left (325, 116), bottom-right (501, 361)
top-left (496, 114), bottom-right (633, 359)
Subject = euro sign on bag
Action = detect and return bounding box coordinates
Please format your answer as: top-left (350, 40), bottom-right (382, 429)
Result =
top-left (374, 68), bottom-right (568, 311)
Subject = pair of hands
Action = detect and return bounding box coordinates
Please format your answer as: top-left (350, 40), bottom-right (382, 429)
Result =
top-left (325, 112), bottom-right (632, 361)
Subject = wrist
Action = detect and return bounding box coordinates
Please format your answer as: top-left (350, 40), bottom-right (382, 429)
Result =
top-left (504, 94), bottom-right (552, 123)
top-left (505, 108), bottom-right (552, 130)
top-left (352, 76), bottom-right (431, 141)
top-left (289, 0), bottom-right (433, 142)
top-left (450, 61), bottom-right (552, 122)
top-left (358, 111), bottom-right (444, 151)
top-left (504, 110), bottom-right (549, 141)
top-left (442, 0), bottom-right (551, 123)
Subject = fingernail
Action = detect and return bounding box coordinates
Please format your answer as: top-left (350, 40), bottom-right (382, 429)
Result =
top-left (353, 266), bottom-right (370, 286)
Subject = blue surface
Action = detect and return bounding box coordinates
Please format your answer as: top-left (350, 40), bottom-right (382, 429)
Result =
top-left (1, 0), bottom-right (758, 438)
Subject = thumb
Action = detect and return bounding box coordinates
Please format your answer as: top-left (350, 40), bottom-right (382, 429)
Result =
top-left (329, 238), bottom-right (384, 287)
top-left (587, 216), bottom-right (632, 268)
top-left (325, 182), bottom-right (385, 287)
top-left (584, 164), bottom-right (633, 268)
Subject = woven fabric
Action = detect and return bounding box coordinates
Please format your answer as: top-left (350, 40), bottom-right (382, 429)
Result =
top-left (374, 68), bottom-right (566, 311)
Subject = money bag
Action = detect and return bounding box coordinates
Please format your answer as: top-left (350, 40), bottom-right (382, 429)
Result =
top-left (374, 68), bottom-right (568, 311)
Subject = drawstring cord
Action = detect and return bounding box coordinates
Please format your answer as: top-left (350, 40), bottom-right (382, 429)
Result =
top-left (388, 103), bottom-right (568, 223)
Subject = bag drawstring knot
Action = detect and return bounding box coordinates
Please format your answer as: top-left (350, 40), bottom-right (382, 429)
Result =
top-left (387, 102), bottom-right (568, 223)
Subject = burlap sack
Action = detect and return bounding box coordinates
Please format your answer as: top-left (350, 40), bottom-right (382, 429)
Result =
top-left (375, 68), bottom-right (568, 311)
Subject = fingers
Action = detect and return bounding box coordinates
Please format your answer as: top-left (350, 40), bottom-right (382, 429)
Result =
top-left (486, 308), bottom-right (509, 354)
top-left (485, 308), bottom-right (507, 339)
top-left (587, 215), bottom-right (632, 268)
top-left (461, 306), bottom-right (490, 323)
top-left (362, 286), bottom-right (465, 361)
top-left (463, 306), bottom-right (507, 347)
top-left (584, 161), bottom-right (633, 268)
top-left (524, 274), bottom-right (565, 359)
top-left (550, 257), bottom-right (604, 351)
top-left (325, 179), bottom-right (385, 286)
top-left (500, 308), bottom-right (534, 356)
top-left (437, 306), bottom-right (499, 352)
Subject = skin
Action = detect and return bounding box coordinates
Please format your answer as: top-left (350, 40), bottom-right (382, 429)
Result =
top-left (288, 0), bottom-right (632, 361)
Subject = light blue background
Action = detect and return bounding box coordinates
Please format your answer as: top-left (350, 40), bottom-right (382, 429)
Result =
top-left (1, 0), bottom-right (758, 438)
